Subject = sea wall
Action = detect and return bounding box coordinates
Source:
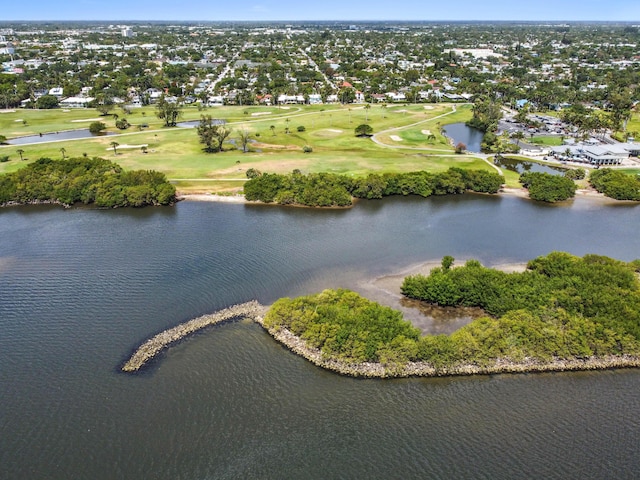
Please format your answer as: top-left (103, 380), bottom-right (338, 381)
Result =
top-left (122, 301), bottom-right (265, 372)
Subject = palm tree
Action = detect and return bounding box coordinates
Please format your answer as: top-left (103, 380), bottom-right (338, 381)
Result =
top-left (141, 146), bottom-right (148, 154)
top-left (285, 118), bottom-right (290, 134)
top-left (110, 141), bottom-right (119, 155)
top-left (270, 125), bottom-right (276, 136)
top-left (60, 147), bottom-right (66, 159)
top-left (16, 149), bottom-right (24, 161)
top-left (364, 103), bottom-right (371, 122)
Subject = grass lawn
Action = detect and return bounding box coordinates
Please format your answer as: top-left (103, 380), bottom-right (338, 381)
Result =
top-left (0, 103), bottom-right (489, 194)
top-left (626, 111), bottom-right (640, 137)
top-left (530, 136), bottom-right (564, 146)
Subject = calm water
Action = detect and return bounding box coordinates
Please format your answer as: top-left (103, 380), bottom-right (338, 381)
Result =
top-left (495, 156), bottom-right (567, 176)
top-left (442, 122), bottom-right (484, 152)
top-left (1, 196), bottom-right (640, 479)
top-left (7, 129), bottom-right (114, 145)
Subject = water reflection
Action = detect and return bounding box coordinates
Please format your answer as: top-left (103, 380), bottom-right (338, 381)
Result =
top-left (495, 156), bottom-right (567, 175)
top-left (442, 122), bottom-right (484, 152)
top-left (7, 129), bottom-right (115, 145)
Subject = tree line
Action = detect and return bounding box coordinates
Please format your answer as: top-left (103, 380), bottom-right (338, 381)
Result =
top-left (265, 252), bottom-right (640, 371)
top-left (400, 253), bottom-right (640, 367)
top-left (243, 167), bottom-right (504, 207)
top-left (519, 171), bottom-right (577, 202)
top-left (0, 157), bottom-right (176, 207)
top-left (589, 168), bottom-right (640, 201)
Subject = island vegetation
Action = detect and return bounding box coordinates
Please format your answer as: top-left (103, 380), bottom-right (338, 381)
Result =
top-left (589, 168), bottom-right (640, 201)
top-left (243, 167), bottom-right (504, 206)
top-left (263, 252), bottom-right (640, 376)
top-left (0, 156), bottom-right (176, 207)
top-left (519, 171), bottom-right (577, 202)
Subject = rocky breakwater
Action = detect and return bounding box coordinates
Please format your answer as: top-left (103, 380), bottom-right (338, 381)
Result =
top-left (255, 321), bottom-right (640, 379)
top-left (122, 301), bottom-right (265, 372)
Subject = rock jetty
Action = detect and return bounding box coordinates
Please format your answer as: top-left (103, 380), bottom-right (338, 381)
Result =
top-left (123, 300), bottom-right (640, 378)
top-left (122, 301), bottom-right (265, 372)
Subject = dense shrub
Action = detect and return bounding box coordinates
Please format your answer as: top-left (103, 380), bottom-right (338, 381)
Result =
top-left (265, 289), bottom-right (421, 363)
top-left (589, 168), bottom-right (640, 201)
top-left (266, 253), bottom-right (640, 371)
top-left (402, 252), bottom-right (640, 359)
top-left (244, 168), bottom-right (504, 206)
top-left (0, 157), bottom-right (176, 207)
top-left (89, 121), bottom-right (107, 135)
top-left (520, 171), bottom-right (577, 202)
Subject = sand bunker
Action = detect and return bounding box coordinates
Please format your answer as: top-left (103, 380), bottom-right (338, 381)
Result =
top-left (424, 106), bottom-right (434, 110)
top-left (327, 129), bottom-right (343, 133)
top-left (14, 119), bottom-right (23, 122)
top-left (421, 130), bottom-right (432, 135)
top-left (251, 112), bottom-right (272, 116)
top-left (71, 118), bottom-right (104, 123)
top-left (105, 144), bottom-right (148, 150)
top-left (0, 109), bottom-right (16, 113)
top-left (390, 135), bottom-right (403, 141)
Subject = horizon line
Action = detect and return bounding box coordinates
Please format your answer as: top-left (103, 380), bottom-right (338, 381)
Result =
top-left (1, 19), bottom-right (640, 23)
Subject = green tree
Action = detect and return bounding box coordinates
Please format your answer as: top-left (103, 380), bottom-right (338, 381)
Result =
top-left (95, 95), bottom-right (115, 116)
top-left (520, 172), bottom-right (577, 202)
top-left (16, 149), bottom-right (25, 161)
top-left (110, 142), bottom-right (119, 155)
top-left (355, 124), bottom-right (373, 137)
top-left (59, 147), bottom-right (66, 159)
top-left (468, 96), bottom-right (502, 132)
top-left (155, 96), bottom-right (183, 127)
top-left (238, 128), bottom-right (252, 153)
top-left (115, 118), bottom-right (130, 130)
top-left (35, 95), bottom-right (59, 109)
top-left (197, 116), bottom-right (232, 153)
top-left (89, 122), bottom-right (107, 135)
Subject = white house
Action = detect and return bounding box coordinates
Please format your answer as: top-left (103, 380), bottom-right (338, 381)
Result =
top-left (277, 94), bottom-right (305, 104)
top-left (59, 96), bottom-right (94, 108)
top-left (386, 92), bottom-right (406, 102)
top-left (49, 87), bottom-right (64, 97)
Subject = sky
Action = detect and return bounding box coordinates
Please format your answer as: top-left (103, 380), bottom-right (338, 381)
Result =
top-left (2, 0), bottom-right (640, 22)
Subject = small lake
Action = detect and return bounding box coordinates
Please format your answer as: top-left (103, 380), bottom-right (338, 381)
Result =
top-left (442, 122), bottom-right (484, 153)
top-left (177, 119), bottom-right (225, 128)
top-left (7, 129), bottom-right (115, 145)
top-left (495, 156), bottom-right (568, 175)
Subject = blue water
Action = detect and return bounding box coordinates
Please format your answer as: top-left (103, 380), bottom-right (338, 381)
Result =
top-left (1, 196), bottom-right (639, 479)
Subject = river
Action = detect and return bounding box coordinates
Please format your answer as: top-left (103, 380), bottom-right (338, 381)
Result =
top-left (1, 196), bottom-right (639, 479)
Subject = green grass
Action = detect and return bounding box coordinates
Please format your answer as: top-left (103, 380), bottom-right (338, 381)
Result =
top-left (626, 111), bottom-right (640, 137)
top-left (0, 103), bottom-right (485, 193)
top-left (530, 136), bottom-right (564, 146)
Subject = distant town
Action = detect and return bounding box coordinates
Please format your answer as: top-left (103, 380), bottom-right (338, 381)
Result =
top-left (1, 21), bottom-right (639, 167)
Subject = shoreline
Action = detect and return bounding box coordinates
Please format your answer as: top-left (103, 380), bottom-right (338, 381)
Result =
top-left (259, 319), bottom-right (640, 378)
top-left (177, 187), bottom-right (636, 206)
top-left (121, 292), bottom-right (640, 379)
